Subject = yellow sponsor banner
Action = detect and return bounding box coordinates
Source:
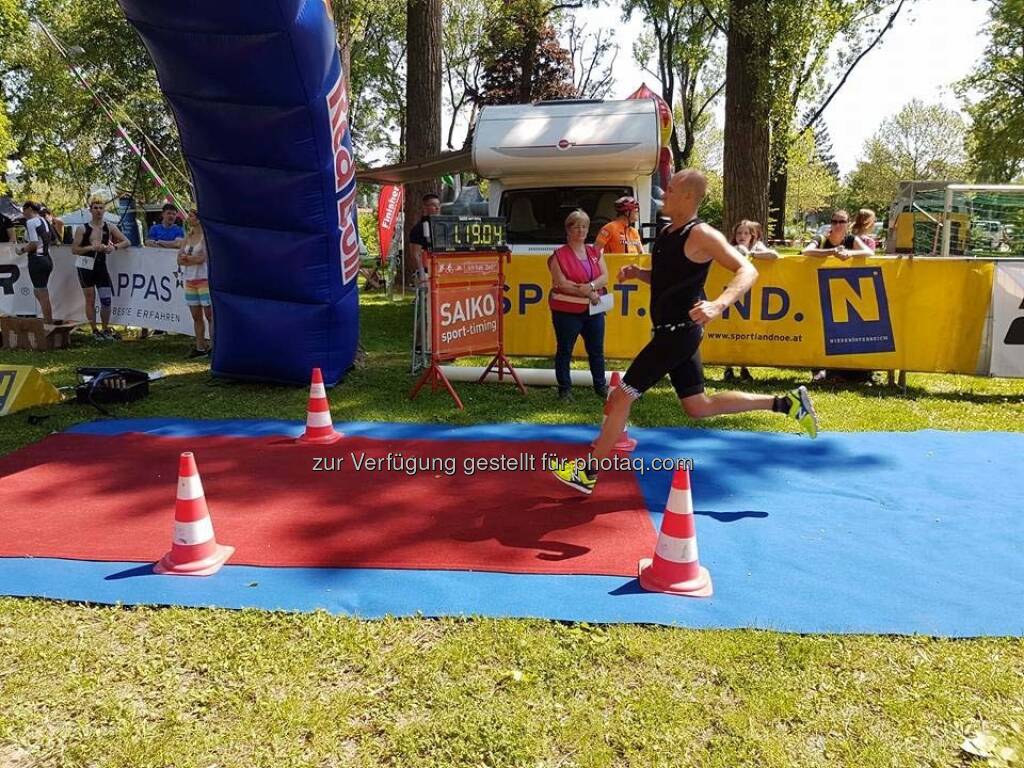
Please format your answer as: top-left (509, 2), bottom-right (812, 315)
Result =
top-left (502, 254), bottom-right (994, 373)
top-left (502, 253), bottom-right (653, 360)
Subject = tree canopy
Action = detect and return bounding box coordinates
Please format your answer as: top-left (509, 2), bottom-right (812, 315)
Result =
top-left (843, 99), bottom-right (972, 214)
top-left (957, 0), bottom-right (1024, 183)
top-left (477, 0), bottom-right (575, 105)
top-left (1, 0), bottom-right (1015, 229)
top-left (1, 0), bottom-right (183, 208)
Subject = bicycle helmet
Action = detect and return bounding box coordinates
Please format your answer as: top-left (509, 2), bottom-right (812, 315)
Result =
top-left (614, 196), bottom-right (639, 214)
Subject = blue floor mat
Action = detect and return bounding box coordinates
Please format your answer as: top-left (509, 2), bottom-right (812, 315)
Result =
top-left (2, 418), bottom-right (1021, 637)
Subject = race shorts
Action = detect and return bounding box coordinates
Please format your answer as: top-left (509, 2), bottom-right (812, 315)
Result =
top-left (621, 322), bottom-right (705, 399)
top-left (185, 279), bottom-right (211, 307)
top-left (77, 254), bottom-right (112, 289)
top-left (27, 253), bottom-right (53, 289)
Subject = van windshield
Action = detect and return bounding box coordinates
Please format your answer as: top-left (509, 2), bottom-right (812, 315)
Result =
top-left (499, 186), bottom-right (633, 245)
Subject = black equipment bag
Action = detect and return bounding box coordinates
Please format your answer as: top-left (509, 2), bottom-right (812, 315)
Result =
top-left (75, 367), bottom-right (151, 412)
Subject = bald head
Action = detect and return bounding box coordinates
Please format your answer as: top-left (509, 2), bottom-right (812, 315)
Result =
top-left (663, 168), bottom-right (708, 223)
top-left (673, 169), bottom-right (707, 199)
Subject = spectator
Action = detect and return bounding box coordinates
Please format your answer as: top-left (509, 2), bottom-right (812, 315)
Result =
top-left (731, 219), bottom-right (778, 259)
top-left (548, 209), bottom-right (610, 400)
top-left (16, 201), bottom-right (54, 324)
top-left (852, 209), bottom-right (878, 251)
top-left (39, 205), bottom-right (64, 245)
top-left (594, 196), bottom-right (644, 256)
top-left (408, 193), bottom-right (442, 357)
top-left (140, 203), bottom-right (184, 338)
top-left (71, 198), bottom-right (130, 341)
top-left (407, 193), bottom-right (441, 283)
top-left (145, 203), bottom-right (184, 248)
top-left (803, 210), bottom-right (873, 259)
top-left (723, 220), bottom-right (777, 383)
top-left (177, 209), bottom-right (212, 358)
top-left (807, 210), bottom-right (876, 385)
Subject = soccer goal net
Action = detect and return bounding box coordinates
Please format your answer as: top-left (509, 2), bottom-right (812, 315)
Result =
top-left (887, 183), bottom-right (1024, 257)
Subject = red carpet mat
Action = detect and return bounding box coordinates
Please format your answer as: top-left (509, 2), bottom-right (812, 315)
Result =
top-left (0, 433), bottom-right (655, 576)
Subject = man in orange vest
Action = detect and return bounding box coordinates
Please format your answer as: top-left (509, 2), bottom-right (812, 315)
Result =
top-left (594, 196), bottom-right (643, 256)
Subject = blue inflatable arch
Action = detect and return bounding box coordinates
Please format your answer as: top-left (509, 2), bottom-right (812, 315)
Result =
top-left (117, 0), bottom-right (359, 385)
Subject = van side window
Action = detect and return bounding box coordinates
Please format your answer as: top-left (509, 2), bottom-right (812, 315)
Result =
top-left (499, 186), bottom-right (632, 245)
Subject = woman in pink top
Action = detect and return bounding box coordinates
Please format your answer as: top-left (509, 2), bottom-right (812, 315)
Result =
top-left (548, 209), bottom-right (610, 400)
top-left (852, 209), bottom-right (878, 251)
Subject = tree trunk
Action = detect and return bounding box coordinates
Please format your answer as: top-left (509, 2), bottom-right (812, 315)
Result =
top-left (677, 62), bottom-right (694, 168)
top-left (518, 26), bottom-right (539, 102)
top-left (403, 0), bottom-right (442, 284)
top-left (767, 110), bottom-right (790, 241)
top-left (671, 126), bottom-right (686, 171)
top-left (723, 0), bottom-right (769, 236)
top-left (768, 165), bottom-right (788, 241)
top-left (770, 136), bottom-right (790, 240)
top-left (337, 17), bottom-right (352, 106)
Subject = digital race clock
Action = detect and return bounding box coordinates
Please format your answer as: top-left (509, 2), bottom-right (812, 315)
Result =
top-left (427, 215), bottom-right (508, 252)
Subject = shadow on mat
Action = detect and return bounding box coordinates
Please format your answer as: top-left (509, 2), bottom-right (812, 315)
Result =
top-left (608, 579), bottom-right (645, 596)
top-left (696, 509), bottom-right (768, 522)
top-left (450, 494), bottom-right (599, 562)
top-left (105, 563), bottom-right (156, 580)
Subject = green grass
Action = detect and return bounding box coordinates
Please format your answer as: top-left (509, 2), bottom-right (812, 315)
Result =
top-left (1, 289), bottom-right (1023, 767)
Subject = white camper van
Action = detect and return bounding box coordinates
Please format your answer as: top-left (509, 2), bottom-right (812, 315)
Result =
top-left (471, 99), bottom-right (663, 255)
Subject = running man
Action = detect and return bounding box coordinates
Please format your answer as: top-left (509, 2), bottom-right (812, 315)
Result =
top-left (550, 169), bottom-right (819, 495)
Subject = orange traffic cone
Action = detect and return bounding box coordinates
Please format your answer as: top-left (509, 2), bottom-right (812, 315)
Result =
top-left (592, 371), bottom-right (638, 452)
top-left (298, 367), bottom-right (342, 445)
top-left (638, 466), bottom-right (713, 597)
top-left (154, 452), bottom-right (235, 576)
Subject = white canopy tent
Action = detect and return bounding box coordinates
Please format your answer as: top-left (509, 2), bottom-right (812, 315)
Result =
top-left (58, 207), bottom-right (123, 227)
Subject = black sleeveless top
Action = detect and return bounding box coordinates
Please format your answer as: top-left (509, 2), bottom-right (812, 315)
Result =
top-left (650, 218), bottom-right (709, 326)
top-left (81, 222), bottom-right (111, 263)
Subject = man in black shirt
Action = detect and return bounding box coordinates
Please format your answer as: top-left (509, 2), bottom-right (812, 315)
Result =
top-left (408, 192), bottom-right (441, 362)
top-left (408, 192), bottom-right (442, 283)
top-left (551, 169), bottom-right (820, 495)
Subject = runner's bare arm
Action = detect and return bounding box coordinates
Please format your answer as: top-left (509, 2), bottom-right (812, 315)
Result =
top-left (688, 224), bottom-right (758, 325)
top-left (71, 227), bottom-right (89, 255)
top-left (108, 224), bottom-right (130, 250)
top-left (616, 263), bottom-right (651, 284)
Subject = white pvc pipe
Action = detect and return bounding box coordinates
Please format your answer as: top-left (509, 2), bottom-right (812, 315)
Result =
top-left (942, 186), bottom-right (954, 258)
top-left (945, 184), bottom-right (1024, 192)
top-left (439, 365), bottom-right (614, 387)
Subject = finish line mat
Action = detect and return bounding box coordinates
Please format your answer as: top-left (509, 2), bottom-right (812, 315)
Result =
top-left (0, 432), bottom-right (654, 576)
top-left (1, 418), bottom-right (1023, 637)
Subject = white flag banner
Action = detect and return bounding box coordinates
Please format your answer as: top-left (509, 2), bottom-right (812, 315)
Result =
top-left (991, 262), bottom-right (1024, 378)
top-left (0, 244), bottom-right (195, 336)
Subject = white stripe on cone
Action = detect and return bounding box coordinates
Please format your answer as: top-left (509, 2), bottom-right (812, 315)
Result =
top-left (653, 532), bottom-right (699, 564)
top-left (177, 474), bottom-right (204, 501)
top-left (306, 410), bottom-right (333, 428)
top-left (665, 487), bottom-right (694, 516)
top-left (309, 382), bottom-right (326, 399)
top-left (173, 517), bottom-right (215, 546)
